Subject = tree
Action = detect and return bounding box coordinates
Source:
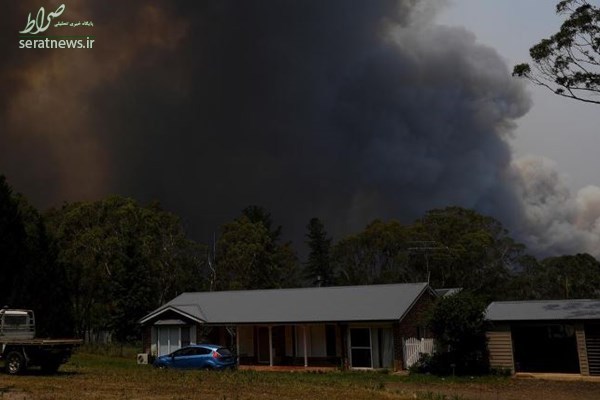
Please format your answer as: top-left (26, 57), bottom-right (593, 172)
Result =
top-left (504, 254), bottom-right (545, 300)
top-left (14, 194), bottom-right (73, 337)
top-left (0, 176), bottom-right (27, 306)
top-left (45, 196), bottom-right (206, 342)
top-left (540, 253), bottom-right (600, 298)
top-left (242, 205), bottom-right (282, 242)
top-left (513, 0), bottom-right (600, 104)
top-left (0, 176), bottom-right (73, 336)
top-left (504, 253), bottom-right (600, 300)
top-left (215, 206), bottom-right (299, 290)
top-left (426, 292), bottom-right (489, 375)
top-left (330, 208), bottom-right (526, 294)
top-left (215, 215), bottom-right (272, 290)
top-left (304, 218), bottom-right (333, 286)
top-left (412, 207), bottom-right (525, 299)
top-left (332, 220), bottom-right (415, 285)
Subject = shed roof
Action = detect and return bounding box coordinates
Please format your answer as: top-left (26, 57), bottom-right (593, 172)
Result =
top-left (140, 282), bottom-right (432, 325)
top-left (486, 299), bottom-right (600, 322)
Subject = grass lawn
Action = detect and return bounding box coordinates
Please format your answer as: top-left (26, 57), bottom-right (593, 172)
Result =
top-left (1, 350), bottom-right (599, 400)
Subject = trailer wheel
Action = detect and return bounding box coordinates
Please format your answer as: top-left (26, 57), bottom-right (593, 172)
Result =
top-left (5, 351), bottom-right (25, 375)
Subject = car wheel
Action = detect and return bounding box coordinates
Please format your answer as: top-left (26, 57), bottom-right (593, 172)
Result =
top-left (6, 351), bottom-right (25, 375)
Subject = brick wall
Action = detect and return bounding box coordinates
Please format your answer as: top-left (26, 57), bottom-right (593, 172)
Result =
top-left (393, 290), bottom-right (436, 370)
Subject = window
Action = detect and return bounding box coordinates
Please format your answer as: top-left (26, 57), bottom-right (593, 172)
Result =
top-left (217, 348), bottom-right (233, 356)
top-left (172, 348), bottom-right (190, 357)
top-left (196, 347), bottom-right (212, 355)
top-left (349, 327), bottom-right (394, 369)
top-left (4, 316), bottom-right (27, 327)
top-left (350, 328), bottom-right (372, 368)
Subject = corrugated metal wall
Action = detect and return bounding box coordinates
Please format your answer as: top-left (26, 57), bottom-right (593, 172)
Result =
top-left (585, 324), bottom-right (600, 376)
top-left (486, 324), bottom-right (514, 372)
top-left (575, 324), bottom-right (589, 376)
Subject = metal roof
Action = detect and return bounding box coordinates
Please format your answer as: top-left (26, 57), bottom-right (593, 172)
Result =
top-left (486, 299), bottom-right (600, 321)
top-left (141, 282), bottom-right (431, 325)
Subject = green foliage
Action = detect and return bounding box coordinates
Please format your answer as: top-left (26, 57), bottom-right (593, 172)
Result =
top-left (540, 253), bottom-right (600, 298)
top-left (510, 253), bottom-right (600, 299)
top-left (513, 0), bottom-right (600, 104)
top-left (0, 175), bottom-right (27, 306)
top-left (304, 217), bottom-right (333, 286)
top-left (413, 207), bottom-right (525, 299)
top-left (409, 352), bottom-right (435, 374)
top-left (333, 219), bottom-right (415, 285)
top-left (242, 205), bottom-right (282, 242)
top-left (330, 207), bottom-right (525, 294)
top-left (14, 194), bottom-right (73, 336)
top-left (6, 168), bottom-right (600, 346)
top-left (0, 176), bottom-right (72, 336)
top-left (45, 196), bottom-right (206, 341)
top-left (426, 292), bottom-right (489, 376)
top-left (215, 206), bottom-right (299, 290)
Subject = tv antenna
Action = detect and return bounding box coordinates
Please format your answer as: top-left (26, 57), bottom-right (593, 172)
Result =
top-left (407, 241), bottom-right (449, 283)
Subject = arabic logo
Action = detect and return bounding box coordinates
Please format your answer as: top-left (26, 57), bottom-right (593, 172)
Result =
top-left (20, 4), bottom-right (66, 35)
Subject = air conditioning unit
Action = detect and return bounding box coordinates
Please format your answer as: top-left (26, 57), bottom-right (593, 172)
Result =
top-left (137, 353), bottom-right (149, 365)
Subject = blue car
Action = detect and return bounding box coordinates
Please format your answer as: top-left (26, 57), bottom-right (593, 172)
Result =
top-left (153, 344), bottom-right (236, 370)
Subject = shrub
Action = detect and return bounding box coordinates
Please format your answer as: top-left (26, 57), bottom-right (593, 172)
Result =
top-left (426, 292), bottom-right (490, 375)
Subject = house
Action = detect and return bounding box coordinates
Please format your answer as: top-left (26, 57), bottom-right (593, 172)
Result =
top-left (486, 299), bottom-right (600, 376)
top-left (139, 282), bottom-right (436, 370)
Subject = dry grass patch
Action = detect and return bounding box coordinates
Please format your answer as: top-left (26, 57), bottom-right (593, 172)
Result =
top-left (2, 351), bottom-right (600, 400)
top-left (0, 352), bottom-right (404, 400)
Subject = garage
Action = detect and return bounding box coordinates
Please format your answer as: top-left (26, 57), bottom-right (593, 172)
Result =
top-left (486, 300), bottom-right (600, 376)
top-left (585, 324), bottom-right (600, 376)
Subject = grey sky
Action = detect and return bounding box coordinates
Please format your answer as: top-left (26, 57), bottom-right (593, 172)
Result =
top-left (437, 0), bottom-right (599, 192)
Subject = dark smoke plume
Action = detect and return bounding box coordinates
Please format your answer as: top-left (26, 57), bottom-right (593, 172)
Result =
top-left (2, 0), bottom-right (598, 256)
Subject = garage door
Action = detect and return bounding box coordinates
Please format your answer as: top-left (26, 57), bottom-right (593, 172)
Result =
top-left (512, 324), bottom-right (579, 373)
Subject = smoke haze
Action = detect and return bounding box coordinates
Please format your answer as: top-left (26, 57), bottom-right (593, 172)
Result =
top-left (2, 0), bottom-right (600, 257)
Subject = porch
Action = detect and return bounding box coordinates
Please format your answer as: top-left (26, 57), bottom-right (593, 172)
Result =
top-left (218, 323), bottom-right (397, 370)
top-left (146, 322), bottom-right (399, 370)
top-left (234, 324), bottom-right (344, 368)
